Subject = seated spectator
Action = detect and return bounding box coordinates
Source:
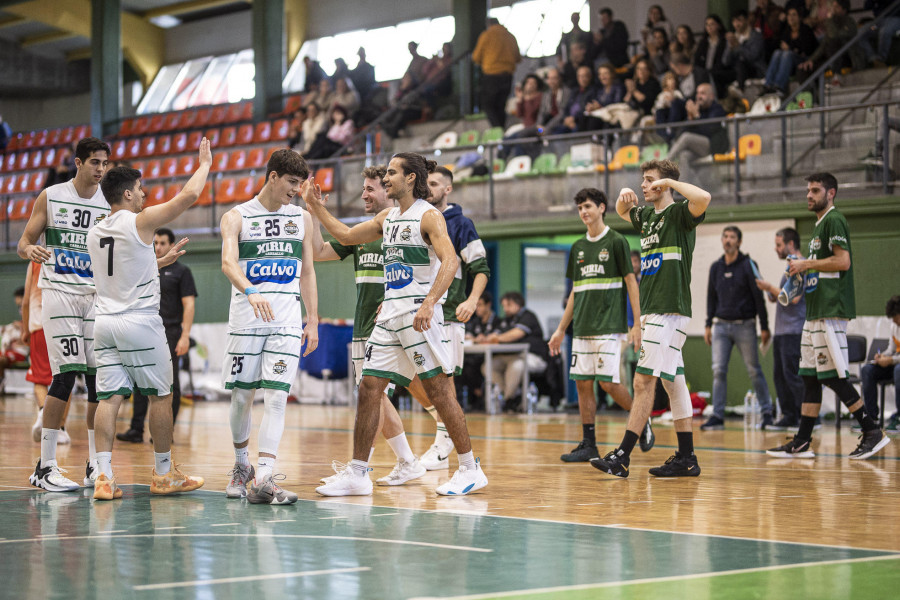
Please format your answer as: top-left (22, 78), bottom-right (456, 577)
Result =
top-left (785, 0), bottom-right (811, 20)
top-left (479, 291), bottom-right (548, 412)
top-left (651, 71), bottom-right (685, 125)
top-left (864, 0), bottom-right (900, 67)
top-left (306, 104), bottom-right (354, 159)
top-left (42, 148), bottom-right (75, 190)
top-left (350, 47), bottom-right (376, 101)
top-left (625, 59), bottom-right (662, 119)
top-left (584, 63), bottom-right (626, 126)
top-left (557, 12), bottom-right (593, 63)
top-left (696, 14), bottom-right (734, 97)
top-left (636, 27), bottom-right (672, 75)
top-left (381, 73), bottom-right (426, 138)
top-left (302, 56), bottom-right (327, 93)
top-left (0, 114), bottom-right (11, 151)
top-left (592, 7), bottom-right (630, 68)
top-left (501, 74), bottom-right (546, 159)
top-left (300, 102), bottom-right (327, 156)
top-left (753, 0), bottom-right (786, 59)
top-left (664, 83), bottom-right (729, 163)
top-left (538, 68), bottom-right (571, 132)
top-left (560, 40), bottom-right (592, 88)
top-left (671, 25), bottom-right (697, 61)
top-left (422, 42), bottom-right (455, 112)
top-left (804, 0), bottom-right (832, 37)
top-left (331, 77), bottom-right (361, 117)
top-left (286, 107), bottom-right (306, 151)
top-left (860, 295), bottom-right (900, 432)
top-left (304, 77), bottom-right (334, 111)
top-left (724, 9), bottom-right (767, 90)
top-left (670, 52), bottom-right (711, 100)
top-left (764, 6), bottom-right (818, 95)
top-left (798, 0), bottom-right (864, 73)
top-left (460, 291), bottom-right (502, 410)
top-left (0, 287), bottom-right (28, 385)
top-left (642, 5), bottom-right (675, 43)
top-left (552, 65), bottom-right (597, 134)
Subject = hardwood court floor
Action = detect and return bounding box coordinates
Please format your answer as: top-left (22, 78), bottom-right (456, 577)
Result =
top-left (1, 394), bottom-right (898, 599)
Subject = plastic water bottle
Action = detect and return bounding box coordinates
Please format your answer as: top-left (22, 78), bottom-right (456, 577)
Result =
top-left (527, 382), bottom-right (539, 411)
top-left (743, 390), bottom-right (759, 427)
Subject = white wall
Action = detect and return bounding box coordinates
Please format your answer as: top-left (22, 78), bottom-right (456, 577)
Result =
top-left (163, 11), bottom-right (253, 64)
top-left (0, 93), bottom-right (91, 133)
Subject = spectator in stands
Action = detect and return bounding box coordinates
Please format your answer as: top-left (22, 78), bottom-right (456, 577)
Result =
top-left (763, 6), bottom-right (818, 95)
top-left (381, 72), bottom-right (425, 138)
top-left (755, 227), bottom-right (807, 430)
top-left (479, 291), bottom-right (548, 413)
top-left (300, 102), bottom-right (327, 155)
top-left (724, 9), bottom-right (767, 90)
top-left (592, 7), bottom-right (630, 68)
top-left (860, 295), bottom-right (900, 432)
top-left (785, 0), bottom-right (811, 20)
top-left (0, 287), bottom-right (28, 386)
top-left (696, 15), bottom-right (733, 98)
top-left (42, 147), bottom-right (75, 190)
top-left (538, 68), bottom-right (571, 132)
top-left (306, 104), bottom-right (354, 159)
top-left (422, 42), bottom-right (455, 110)
top-left (670, 52), bottom-right (711, 100)
top-left (583, 63), bottom-right (626, 129)
top-left (753, 0), bottom-right (786, 59)
top-left (664, 83), bottom-right (729, 163)
top-left (642, 5), bottom-right (674, 43)
top-left (553, 65), bottom-right (597, 134)
top-left (702, 226), bottom-right (774, 430)
top-left (472, 18), bottom-right (522, 128)
top-left (461, 291), bottom-right (502, 411)
top-left (331, 77), bottom-right (361, 118)
top-left (625, 58), bottom-right (662, 119)
top-left (350, 47), bottom-right (377, 101)
top-left (302, 56), bottom-right (327, 93)
top-left (0, 114), bottom-right (11, 151)
top-left (799, 0), bottom-right (864, 73)
top-left (557, 12), bottom-right (593, 64)
top-left (514, 74), bottom-right (545, 128)
top-left (650, 71), bottom-right (684, 125)
top-left (287, 107), bottom-right (306, 151)
top-left (864, 0), bottom-right (900, 67)
top-left (403, 42), bottom-right (428, 84)
top-left (560, 40), bottom-right (592, 89)
top-left (804, 0), bottom-right (832, 37)
top-left (305, 77), bottom-right (334, 111)
top-left (671, 25), bottom-right (697, 61)
top-left (332, 57), bottom-right (351, 83)
top-left (635, 27), bottom-right (672, 76)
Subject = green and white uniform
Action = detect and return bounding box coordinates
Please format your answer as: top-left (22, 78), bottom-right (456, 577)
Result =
top-left (362, 199), bottom-right (452, 386)
top-left (40, 181), bottom-right (110, 376)
top-left (799, 206), bottom-right (855, 379)
top-left (630, 200), bottom-right (704, 381)
top-left (223, 198), bottom-right (308, 392)
top-left (567, 226), bottom-right (631, 382)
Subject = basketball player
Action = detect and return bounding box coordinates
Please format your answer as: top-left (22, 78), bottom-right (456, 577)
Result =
top-left (592, 160), bottom-right (711, 478)
top-left (548, 187), bottom-right (654, 463)
top-left (222, 149), bottom-right (319, 504)
top-left (86, 139), bottom-right (211, 500)
top-left (309, 152), bottom-right (488, 497)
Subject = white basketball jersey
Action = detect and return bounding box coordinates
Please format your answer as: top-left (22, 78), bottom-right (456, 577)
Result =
top-left (87, 210), bottom-right (160, 316)
top-left (227, 197), bottom-right (307, 331)
top-left (40, 181), bottom-right (110, 295)
top-left (380, 199), bottom-right (445, 323)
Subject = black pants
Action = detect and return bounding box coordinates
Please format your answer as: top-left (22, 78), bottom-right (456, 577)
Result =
top-left (480, 73), bottom-right (513, 128)
top-left (130, 326), bottom-right (182, 433)
top-left (772, 333), bottom-right (803, 422)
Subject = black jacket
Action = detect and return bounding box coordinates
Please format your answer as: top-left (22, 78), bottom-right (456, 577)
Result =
top-left (706, 252), bottom-right (769, 330)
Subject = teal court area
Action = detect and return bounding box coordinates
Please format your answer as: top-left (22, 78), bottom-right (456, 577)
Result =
top-left (3, 487), bottom-right (898, 600)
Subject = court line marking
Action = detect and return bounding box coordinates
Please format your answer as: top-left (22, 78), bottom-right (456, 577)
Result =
top-left (406, 554), bottom-right (900, 600)
top-left (264, 519), bottom-right (294, 523)
top-left (0, 533), bottom-right (493, 553)
top-left (133, 566), bottom-right (371, 591)
top-left (210, 523), bottom-right (240, 527)
top-left (369, 512), bottom-right (400, 517)
top-left (98, 530), bottom-right (127, 534)
top-left (155, 527), bottom-right (184, 531)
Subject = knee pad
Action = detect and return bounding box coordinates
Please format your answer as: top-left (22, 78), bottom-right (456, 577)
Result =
top-left (821, 377), bottom-right (860, 406)
top-left (258, 389), bottom-right (288, 456)
top-left (663, 375), bottom-right (692, 421)
top-left (229, 388), bottom-right (255, 444)
top-left (803, 375), bottom-right (823, 405)
top-left (84, 373), bottom-right (97, 404)
top-left (48, 372), bottom-right (77, 402)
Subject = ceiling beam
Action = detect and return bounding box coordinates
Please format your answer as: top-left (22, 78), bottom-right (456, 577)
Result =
top-left (0, 14), bottom-right (27, 28)
top-left (66, 46), bottom-right (92, 61)
top-left (20, 29), bottom-right (78, 47)
top-left (141, 0), bottom-right (251, 19)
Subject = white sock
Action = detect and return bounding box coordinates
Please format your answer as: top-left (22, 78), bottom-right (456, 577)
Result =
top-left (425, 406), bottom-right (439, 422)
top-left (96, 451), bottom-right (113, 478)
top-left (41, 428), bottom-right (58, 467)
top-left (434, 423), bottom-right (451, 446)
top-left (234, 445), bottom-right (251, 467)
top-left (368, 447), bottom-right (375, 462)
top-left (458, 451), bottom-right (476, 471)
top-left (256, 456), bottom-right (275, 483)
top-left (350, 459), bottom-right (368, 477)
top-left (155, 451), bottom-right (172, 476)
top-left (87, 429), bottom-right (96, 461)
top-left (386, 433), bottom-right (416, 463)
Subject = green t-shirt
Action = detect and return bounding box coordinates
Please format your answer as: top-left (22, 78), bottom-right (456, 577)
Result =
top-left (330, 239), bottom-right (384, 339)
top-left (630, 200), bottom-right (705, 317)
top-left (804, 207), bottom-right (855, 320)
top-left (566, 227), bottom-right (632, 336)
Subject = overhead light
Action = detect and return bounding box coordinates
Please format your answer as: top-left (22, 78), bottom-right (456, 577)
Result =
top-left (149, 15), bottom-right (181, 28)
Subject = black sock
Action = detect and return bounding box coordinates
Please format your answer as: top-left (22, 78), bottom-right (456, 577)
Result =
top-left (676, 431), bottom-right (694, 456)
top-left (851, 408), bottom-right (878, 432)
top-left (619, 430), bottom-right (640, 456)
top-left (797, 415), bottom-right (817, 441)
top-left (582, 423), bottom-right (596, 445)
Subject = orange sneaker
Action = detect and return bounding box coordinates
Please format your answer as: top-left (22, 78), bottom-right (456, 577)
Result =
top-left (93, 473), bottom-right (123, 500)
top-left (150, 465), bottom-right (204, 495)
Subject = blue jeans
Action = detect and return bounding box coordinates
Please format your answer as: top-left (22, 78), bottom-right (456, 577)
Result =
top-left (711, 320), bottom-right (773, 419)
top-left (877, 17), bottom-right (900, 61)
top-left (765, 50), bottom-right (801, 92)
top-left (860, 361), bottom-right (900, 420)
top-left (772, 333), bottom-right (803, 421)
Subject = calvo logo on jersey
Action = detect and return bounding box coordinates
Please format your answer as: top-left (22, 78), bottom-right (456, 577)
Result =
top-left (385, 263), bottom-right (413, 289)
top-left (284, 220), bottom-right (299, 235)
top-left (273, 360), bottom-right (288, 375)
top-left (247, 258), bottom-right (297, 284)
top-left (805, 271), bottom-right (818, 293)
top-left (53, 249), bottom-right (92, 278)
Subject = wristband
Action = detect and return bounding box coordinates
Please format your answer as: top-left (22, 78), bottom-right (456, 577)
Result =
top-left (244, 286), bottom-right (259, 296)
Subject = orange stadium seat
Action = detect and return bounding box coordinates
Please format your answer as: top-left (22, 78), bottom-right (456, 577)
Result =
top-left (16, 152), bottom-right (30, 171)
top-left (29, 150), bottom-right (43, 170)
top-left (246, 147), bottom-right (265, 169)
top-left (21, 132), bottom-right (37, 148)
top-left (47, 129), bottom-right (62, 145)
top-left (124, 138), bottom-right (141, 159)
top-left (34, 131), bottom-right (48, 148)
top-left (9, 198), bottom-right (33, 220)
top-left (187, 130), bottom-right (203, 151)
top-left (194, 108), bottom-right (212, 128)
top-left (139, 136), bottom-right (157, 157)
top-left (271, 119), bottom-right (289, 141)
top-left (131, 160), bottom-right (146, 173)
top-left (265, 146), bottom-right (279, 162)
top-left (214, 177), bottom-right (237, 204)
top-left (177, 155), bottom-right (196, 175)
top-left (283, 95), bottom-right (302, 115)
top-left (148, 114), bottom-right (165, 133)
top-left (60, 126), bottom-right (75, 143)
top-left (41, 147), bottom-right (56, 168)
top-left (162, 113), bottom-right (181, 131)
top-left (119, 118), bottom-right (135, 137)
top-left (132, 117), bottom-right (150, 135)
top-left (204, 128), bottom-right (220, 147)
top-left (235, 176), bottom-right (256, 202)
top-left (226, 102), bottom-right (247, 122)
top-left (314, 167), bottom-right (334, 192)
top-left (211, 152), bottom-right (229, 172)
top-left (172, 132), bottom-right (188, 154)
top-left (27, 171), bottom-right (46, 192)
top-left (5, 136), bottom-right (19, 152)
top-left (111, 140), bottom-right (126, 160)
top-left (0, 175), bottom-right (5, 192)
top-left (144, 185), bottom-right (166, 206)
top-left (227, 149), bottom-right (247, 171)
top-left (72, 125), bottom-right (89, 140)
top-left (160, 157), bottom-right (177, 177)
top-left (178, 110), bottom-right (199, 130)
top-left (156, 134), bottom-right (172, 156)
top-left (2, 153), bottom-right (15, 172)
top-left (15, 173), bottom-right (31, 193)
top-left (208, 106), bottom-right (227, 126)
top-left (219, 126), bottom-right (237, 147)
top-left (144, 159), bottom-right (161, 179)
top-left (253, 122), bottom-right (272, 144)
top-left (236, 124), bottom-right (254, 145)
top-left (165, 183), bottom-right (181, 202)
top-left (197, 180), bottom-right (213, 205)
top-left (3, 175), bottom-right (17, 194)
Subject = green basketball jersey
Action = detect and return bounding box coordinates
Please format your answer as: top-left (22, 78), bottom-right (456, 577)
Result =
top-left (331, 238), bottom-right (385, 339)
top-left (567, 227), bottom-right (632, 336)
top-left (630, 200), bottom-right (704, 317)
top-left (804, 207), bottom-right (855, 320)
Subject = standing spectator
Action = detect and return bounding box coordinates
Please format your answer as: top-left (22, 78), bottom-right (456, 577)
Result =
top-left (116, 229), bottom-right (197, 443)
top-left (300, 102), bottom-right (327, 156)
top-left (405, 42), bottom-right (428, 83)
top-left (461, 292), bottom-right (502, 411)
top-left (763, 6), bottom-right (818, 95)
top-left (724, 10), bottom-right (767, 90)
top-left (625, 58), bottom-right (662, 118)
top-left (350, 47), bottom-right (377, 102)
top-left (860, 296), bottom-right (900, 432)
top-left (422, 42), bottom-right (454, 102)
top-left (670, 53), bottom-right (711, 100)
top-left (753, 0), bottom-right (786, 59)
top-left (798, 0), bottom-right (864, 73)
top-left (0, 114), bottom-right (11, 151)
top-left (557, 12), bottom-right (593, 63)
top-left (552, 65), bottom-right (597, 134)
top-left (560, 40), bottom-right (592, 88)
top-left (701, 226), bottom-right (774, 430)
top-left (472, 18), bottom-right (522, 128)
top-left (302, 56), bottom-right (327, 93)
top-left (330, 77), bottom-right (361, 117)
top-left (671, 25), bottom-right (697, 61)
top-left (696, 15), bottom-right (733, 97)
top-left (756, 227), bottom-right (808, 429)
top-left (592, 8), bottom-right (630, 68)
top-left (642, 5), bottom-right (674, 43)
top-left (332, 58), bottom-right (350, 83)
top-left (0, 287), bottom-right (28, 388)
top-left (664, 83), bottom-right (729, 163)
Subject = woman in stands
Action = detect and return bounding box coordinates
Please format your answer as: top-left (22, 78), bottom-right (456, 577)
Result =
top-left (695, 14), bottom-right (733, 98)
top-left (671, 25), bottom-right (697, 62)
top-left (300, 102), bottom-right (327, 156)
top-left (584, 63), bottom-right (625, 130)
top-left (306, 104), bottom-right (355, 159)
top-left (763, 7), bottom-right (818, 96)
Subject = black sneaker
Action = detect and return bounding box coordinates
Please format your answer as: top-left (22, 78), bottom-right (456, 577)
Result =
top-left (757, 412), bottom-right (774, 430)
top-left (766, 436), bottom-right (815, 458)
top-left (639, 419), bottom-right (655, 452)
top-left (848, 429), bottom-right (891, 460)
top-left (648, 452), bottom-right (701, 477)
top-left (887, 415), bottom-right (900, 433)
top-left (768, 416), bottom-right (798, 431)
top-left (589, 449), bottom-right (630, 478)
top-left (116, 429), bottom-right (143, 443)
top-left (700, 416), bottom-right (724, 431)
top-left (560, 440), bottom-right (600, 462)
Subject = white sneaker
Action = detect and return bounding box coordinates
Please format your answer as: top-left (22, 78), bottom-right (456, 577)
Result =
top-left (436, 459), bottom-right (488, 496)
top-left (420, 439), bottom-right (454, 470)
top-left (83, 459), bottom-right (99, 487)
top-left (57, 428), bottom-right (71, 445)
top-left (315, 468), bottom-right (373, 497)
top-left (320, 460), bottom-right (349, 484)
top-left (31, 409), bottom-right (43, 443)
top-left (29, 459), bottom-right (80, 492)
top-left (376, 457), bottom-right (427, 486)
top-left (225, 464), bottom-right (255, 498)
